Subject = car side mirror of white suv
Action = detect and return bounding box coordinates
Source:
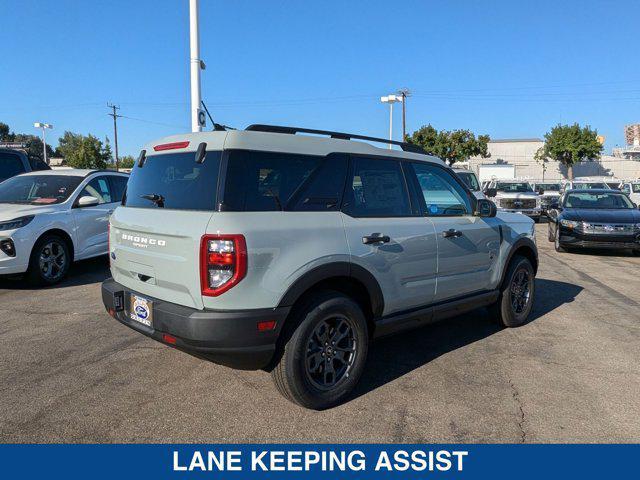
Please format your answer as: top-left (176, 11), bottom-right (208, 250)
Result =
top-left (77, 195), bottom-right (100, 208)
top-left (484, 187), bottom-right (497, 198)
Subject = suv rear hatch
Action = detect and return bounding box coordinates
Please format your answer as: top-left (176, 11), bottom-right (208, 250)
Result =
top-left (109, 147), bottom-right (222, 310)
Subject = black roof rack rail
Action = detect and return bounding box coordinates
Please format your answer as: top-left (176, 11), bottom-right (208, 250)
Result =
top-left (245, 124), bottom-right (427, 154)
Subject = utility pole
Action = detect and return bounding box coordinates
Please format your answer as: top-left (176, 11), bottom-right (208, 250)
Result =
top-left (381, 95), bottom-right (402, 148)
top-left (397, 88), bottom-right (411, 141)
top-left (107, 103), bottom-right (121, 171)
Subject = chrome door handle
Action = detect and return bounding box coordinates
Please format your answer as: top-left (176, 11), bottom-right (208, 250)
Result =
top-left (362, 234), bottom-right (391, 245)
top-left (442, 229), bottom-right (462, 238)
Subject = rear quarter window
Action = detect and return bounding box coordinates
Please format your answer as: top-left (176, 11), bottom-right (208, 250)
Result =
top-left (222, 151), bottom-right (347, 212)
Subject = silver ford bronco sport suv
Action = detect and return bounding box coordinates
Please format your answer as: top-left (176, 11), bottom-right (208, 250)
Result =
top-left (102, 125), bottom-right (538, 409)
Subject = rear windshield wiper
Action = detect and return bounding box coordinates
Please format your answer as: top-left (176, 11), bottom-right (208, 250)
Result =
top-left (140, 193), bottom-right (165, 208)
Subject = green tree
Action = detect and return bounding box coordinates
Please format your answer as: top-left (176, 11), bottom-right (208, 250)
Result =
top-left (406, 125), bottom-right (490, 165)
top-left (118, 155), bottom-right (135, 169)
top-left (0, 122), bottom-right (54, 162)
top-left (0, 122), bottom-right (12, 141)
top-left (535, 123), bottom-right (603, 179)
top-left (57, 131), bottom-right (109, 169)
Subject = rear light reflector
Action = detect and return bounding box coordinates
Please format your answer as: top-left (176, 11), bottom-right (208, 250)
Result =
top-left (200, 234), bottom-right (247, 296)
top-left (257, 320), bottom-right (277, 332)
top-left (162, 333), bottom-right (177, 344)
top-left (153, 141), bottom-right (190, 151)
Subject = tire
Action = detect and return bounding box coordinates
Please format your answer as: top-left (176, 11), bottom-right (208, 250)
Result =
top-left (271, 291), bottom-right (369, 410)
top-left (533, 217), bottom-right (540, 224)
top-left (548, 223), bottom-right (555, 242)
top-left (633, 249), bottom-right (640, 257)
top-left (554, 225), bottom-right (567, 253)
top-left (26, 234), bottom-right (71, 286)
top-left (489, 254), bottom-right (535, 328)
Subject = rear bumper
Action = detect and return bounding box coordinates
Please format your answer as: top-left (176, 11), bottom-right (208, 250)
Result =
top-left (101, 278), bottom-right (290, 370)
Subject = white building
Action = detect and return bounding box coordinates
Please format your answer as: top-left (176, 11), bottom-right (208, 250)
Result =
top-left (469, 138), bottom-right (640, 181)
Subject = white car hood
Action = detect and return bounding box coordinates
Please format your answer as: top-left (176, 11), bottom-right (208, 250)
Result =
top-left (0, 203), bottom-right (61, 222)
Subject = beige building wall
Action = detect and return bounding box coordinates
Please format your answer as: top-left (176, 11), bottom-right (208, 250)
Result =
top-left (469, 139), bottom-right (640, 181)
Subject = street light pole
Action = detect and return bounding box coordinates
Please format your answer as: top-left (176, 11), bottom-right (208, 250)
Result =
top-left (380, 95), bottom-right (402, 149)
top-left (33, 122), bottom-right (53, 165)
top-left (189, 0), bottom-right (203, 132)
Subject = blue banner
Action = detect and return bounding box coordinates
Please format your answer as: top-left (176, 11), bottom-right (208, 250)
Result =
top-left (0, 444), bottom-right (637, 479)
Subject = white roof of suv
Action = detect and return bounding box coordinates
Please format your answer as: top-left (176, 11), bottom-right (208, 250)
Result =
top-left (144, 128), bottom-right (446, 166)
top-left (20, 169), bottom-right (125, 177)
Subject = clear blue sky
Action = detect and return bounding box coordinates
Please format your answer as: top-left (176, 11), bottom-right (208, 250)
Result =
top-left (2, 0), bottom-right (640, 156)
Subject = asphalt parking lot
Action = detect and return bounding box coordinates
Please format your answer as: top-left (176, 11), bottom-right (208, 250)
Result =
top-left (1, 222), bottom-right (639, 443)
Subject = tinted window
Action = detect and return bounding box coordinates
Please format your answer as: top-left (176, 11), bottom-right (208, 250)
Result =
top-left (632, 184), bottom-right (640, 193)
top-left (0, 152), bottom-right (26, 180)
top-left (456, 171), bottom-right (480, 191)
top-left (343, 157), bottom-right (411, 217)
top-left (409, 163), bottom-right (472, 216)
top-left (223, 151), bottom-right (342, 212)
top-left (495, 182), bottom-right (533, 193)
top-left (80, 177), bottom-right (112, 204)
top-left (29, 157), bottom-right (51, 171)
top-left (109, 175), bottom-right (128, 203)
top-left (124, 152), bottom-right (221, 210)
top-left (565, 192), bottom-right (634, 209)
top-left (0, 175), bottom-right (82, 205)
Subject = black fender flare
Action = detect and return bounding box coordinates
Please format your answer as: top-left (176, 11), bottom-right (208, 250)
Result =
top-left (277, 262), bottom-right (384, 318)
top-left (499, 236), bottom-right (538, 287)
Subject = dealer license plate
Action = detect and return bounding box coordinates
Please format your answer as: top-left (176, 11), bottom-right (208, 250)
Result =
top-left (129, 294), bottom-right (153, 327)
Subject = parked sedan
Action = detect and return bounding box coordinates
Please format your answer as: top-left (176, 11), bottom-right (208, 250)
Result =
top-left (0, 169), bottom-right (128, 284)
top-left (547, 189), bottom-right (640, 254)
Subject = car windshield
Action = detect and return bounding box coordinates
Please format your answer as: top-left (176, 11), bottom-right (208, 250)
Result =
top-left (536, 183), bottom-right (560, 191)
top-left (456, 171), bottom-right (480, 191)
top-left (0, 175), bottom-right (82, 205)
top-left (572, 182), bottom-right (608, 189)
top-left (495, 182), bottom-right (533, 193)
top-left (564, 192), bottom-right (634, 209)
top-left (632, 183), bottom-right (640, 193)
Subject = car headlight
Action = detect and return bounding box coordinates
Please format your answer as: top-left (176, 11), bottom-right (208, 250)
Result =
top-left (560, 219), bottom-right (580, 229)
top-left (0, 215), bottom-right (35, 231)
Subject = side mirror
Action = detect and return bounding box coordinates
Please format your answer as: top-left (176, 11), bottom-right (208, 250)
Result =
top-left (476, 199), bottom-right (497, 218)
top-left (77, 195), bottom-right (100, 208)
top-left (484, 188), bottom-right (497, 198)
top-left (537, 188), bottom-right (545, 195)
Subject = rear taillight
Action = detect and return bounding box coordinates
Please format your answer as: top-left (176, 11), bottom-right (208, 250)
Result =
top-left (200, 234), bottom-right (247, 296)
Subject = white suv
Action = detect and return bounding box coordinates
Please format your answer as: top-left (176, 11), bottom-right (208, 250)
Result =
top-left (101, 125), bottom-right (538, 409)
top-left (0, 169), bottom-right (128, 284)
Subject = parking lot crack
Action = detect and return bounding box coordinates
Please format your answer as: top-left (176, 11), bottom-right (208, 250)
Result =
top-left (508, 377), bottom-right (527, 443)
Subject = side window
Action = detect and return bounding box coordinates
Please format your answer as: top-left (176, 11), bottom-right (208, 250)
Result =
top-left (408, 163), bottom-right (472, 216)
top-left (109, 176), bottom-right (128, 203)
top-left (224, 151), bottom-right (330, 212)
top-left (289, 155), bottom-right (348, 211)
top-left (79, 176), bottom-right (112, 204)
top-left (343, 157), bottom-right (411, 217)
top-left (0, 152), bottom-right (26, 179)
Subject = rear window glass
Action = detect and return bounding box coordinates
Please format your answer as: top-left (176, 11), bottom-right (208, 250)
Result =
top-left (223, 151), bottom-right (347, 212)
top-left (123, 152), bottom-right (221, 210)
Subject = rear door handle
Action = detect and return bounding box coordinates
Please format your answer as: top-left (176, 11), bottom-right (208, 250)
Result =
top-left (442, 229), bottom-right (463, 238)
top-left (362, 234), bottom-right (391, 245)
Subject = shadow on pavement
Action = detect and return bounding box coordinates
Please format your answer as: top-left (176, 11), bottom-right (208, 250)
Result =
top-left (352, 278), bottom-right (582, 401)
top-left (0, 255), bottom-right (110, 290)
